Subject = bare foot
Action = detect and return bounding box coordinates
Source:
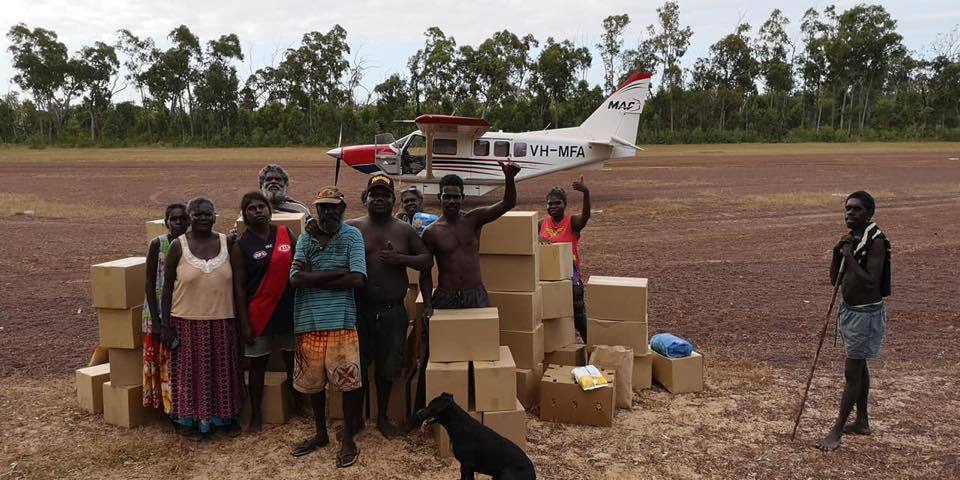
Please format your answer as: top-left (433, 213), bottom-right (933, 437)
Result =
top-left (247, 414), bottom-right (262, 434)
top-left (843, 421), bottom-right (872, 436)
top-left (816, 430), bottom-right (842, 451)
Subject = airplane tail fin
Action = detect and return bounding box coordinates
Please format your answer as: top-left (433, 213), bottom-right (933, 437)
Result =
top-left (577, 72), bottom-right (652, 143)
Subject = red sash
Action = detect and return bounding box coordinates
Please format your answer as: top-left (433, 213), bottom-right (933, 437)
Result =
top-left (249, 226), bottom-right (293, 336)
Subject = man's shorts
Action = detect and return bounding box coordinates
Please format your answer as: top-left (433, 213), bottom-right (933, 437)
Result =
top-left (357, 302), bottom-right (409, 381)
top-left (431, 286), bottom-right (491, 309)
top-left (244, 333), bottom-right (295, 358)
top-left (838, 302), bottom-right (886, 360)
top-left (293, 330), bottom-right (362, 394)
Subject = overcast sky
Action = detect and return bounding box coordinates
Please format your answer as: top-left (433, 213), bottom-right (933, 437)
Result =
top-left (2, 0), bottom-right (958, 103)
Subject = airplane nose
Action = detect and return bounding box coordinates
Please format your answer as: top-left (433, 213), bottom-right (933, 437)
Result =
top-left (327, 147), bottom-right (342, 160)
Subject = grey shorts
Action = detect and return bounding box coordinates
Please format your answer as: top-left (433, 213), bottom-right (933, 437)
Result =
top-left (838, 302), bottom-right (886, 360)
top-left (244, 333), bottom-right (295, 358)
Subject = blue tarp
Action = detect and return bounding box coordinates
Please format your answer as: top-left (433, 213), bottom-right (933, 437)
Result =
top-left (650, 333), bottom-right (694, 358)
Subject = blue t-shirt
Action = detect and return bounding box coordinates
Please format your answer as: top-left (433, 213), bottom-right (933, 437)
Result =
top-left (412, 212), bottom-right (438, 237)
top-left (290, 223), bottom-right (366, 333)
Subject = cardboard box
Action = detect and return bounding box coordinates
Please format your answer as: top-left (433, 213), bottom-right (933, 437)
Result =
top-left (482, 399), bottom-right (527, 451)
top-left (235, 211), bottom-right (306, 237)
top-left (108, 348), bottom-right (143, 387)
top-left (480, 254), bottom-right (539, 292)
top-left (543, 317), bottom-right (576, 353)
top-left (263, 372), bottom-right (291, 424)
top-left (585, 276), bottom-right (648, 322)
top-left (633, 347), bottom-right (653, 391)
top-left (539, 243), bottom-right (574, 281)
top-left (587, 318), bottom-right (647, 354)
top-left (430, 308), bottom-right (500, 362)
top-left (651, 351), bottom-right (704, 394)
top-left (479, 211), bottom-right (537, 255)
top-left (515, 364), bottom-right (542, 410)
top-left (102, 382), bottom-right (147, 428)
top-left (425, 361), bottom-right (470, 410)
top-left (145, 219), bottom-right (167, 244)
top-left (488, 289), bottom-right (542, 332)
top-left (90, 257), bottom-right (147, 309)
top-left (539, 280), bottom-right (573, 319)
top-left (545, 343), bottom-right (586, 367)
top-left (76, 363), bottom-right (111, 413)
top-left (98, 306), bottom-right (143, 349)
top-left (539, 365), bottom-right (616, 427)
top-left (434, 411), bottom-right (482, 458)
top-left (473, 346), bottom-right (517, 412)
top-left (500, 324), bottom-right (544, 370)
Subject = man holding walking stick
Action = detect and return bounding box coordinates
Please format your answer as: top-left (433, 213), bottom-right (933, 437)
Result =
top-left (816, 191), bottom-right (892, 451)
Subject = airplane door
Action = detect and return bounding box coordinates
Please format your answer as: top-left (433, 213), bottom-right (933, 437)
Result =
top-left (373, 133), bottom-right (400, 175)
top-left (400, 134), bottom-right (426, 175)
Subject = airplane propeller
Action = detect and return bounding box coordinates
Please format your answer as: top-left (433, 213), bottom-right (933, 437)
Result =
top-left (334, 124), bottom-right (343, 185)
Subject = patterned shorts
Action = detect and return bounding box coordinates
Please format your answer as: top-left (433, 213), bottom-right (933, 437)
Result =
top-left (293, 329), bottom-right (362, 394)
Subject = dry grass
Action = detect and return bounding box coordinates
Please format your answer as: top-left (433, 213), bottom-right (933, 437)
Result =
top-left (637, 142), bottom-right (960, 157)
top-left (0, 193), bottom-right (156, 219)
top-left (735, 191), bottom-right (898, 210)
top-left (603, 198), bottom-right (693, 218)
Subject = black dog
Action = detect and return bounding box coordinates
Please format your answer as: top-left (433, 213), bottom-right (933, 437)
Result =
top-left (411, 393), bottom-right (536, 480)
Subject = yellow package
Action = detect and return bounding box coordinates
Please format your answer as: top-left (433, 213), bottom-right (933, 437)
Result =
top-left (571, 365), bottom-right (610, 391)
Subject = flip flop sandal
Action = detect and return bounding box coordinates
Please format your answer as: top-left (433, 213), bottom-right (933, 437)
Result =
top-left (291, 436), bottom-right (329, 457)
top-left (336, 447), bottom-right (359, 468)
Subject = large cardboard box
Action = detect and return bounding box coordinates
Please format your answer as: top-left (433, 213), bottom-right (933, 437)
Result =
top-left (434, 411), bottom-right (482, 458)
top-left (543, 317), bottom-right (576, 353)
top-left (633, 347), bottom-right (653, 391)
top-left (651, 351), bottom-right (704, 394)
top-left (473, 346), bottom-right (517, 412)
top-left (539, 243), bottom-right (574, 281)
top-left (425, 361), bottom-right (470, 410)
top-left (235, 211), bottom-right (306, 237)
top-left (545, 343), bottom-right (586, 367)
top-left (430, 308), bottom-right (500, 362)
top-left (539, 280), bottom-right (573, 319)
top-left (90, 257), bottom-right (147, 309)
top-left (98, 306), bottom-right (143, 349)
top-left (102, 382), bottom-right (147, 428)
top-left (515, 364), bottom-right (542, 410)
top-left (500, 324), bottom-right (544, 370)
top-left (539, 365), bottom-right (616, 427)
top-left (480, 254), bottom-right (539, 292)
top-left (479, 211), bottom-right (537, 255)
top-left (482, 399), bottom-right (527, 451)
top-left (587, 318), bottom-right (647, 354)
top-left (585, 276), bottom-right (648, 322)
top-left (108, 348), bottom-right (143, 387)
top-left (488, 289), bottom-right (542, 332)
top-left (145, 219), bottom-right (166, 244)
top-left (76, 363), bottom-right (111, 413)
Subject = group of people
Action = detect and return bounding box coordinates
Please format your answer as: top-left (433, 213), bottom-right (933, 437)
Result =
top-left (137, 160), bottom-right (594, 467)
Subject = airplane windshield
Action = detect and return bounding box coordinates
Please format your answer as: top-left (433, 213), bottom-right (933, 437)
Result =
top-left (401, 134), bottom-right (426, 175)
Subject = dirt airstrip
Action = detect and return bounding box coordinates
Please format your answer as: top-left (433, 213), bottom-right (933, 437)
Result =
top-left (1, 143), bottom-right (958, 479)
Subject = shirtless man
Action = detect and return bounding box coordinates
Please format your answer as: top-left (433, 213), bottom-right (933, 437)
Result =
top-left (346, 175), bottom-right (432, 438)
top-left (817, 191), bottom-right (891, 451)
top-left (414, 161), bottom-right (521, 409)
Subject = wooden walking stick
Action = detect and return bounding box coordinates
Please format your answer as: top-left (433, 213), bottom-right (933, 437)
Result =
top-left (790, 259), bottom-right (845, 440)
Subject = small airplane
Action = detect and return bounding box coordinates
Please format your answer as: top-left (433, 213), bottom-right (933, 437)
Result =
top-left (327, 72), bottom-right (652, 196)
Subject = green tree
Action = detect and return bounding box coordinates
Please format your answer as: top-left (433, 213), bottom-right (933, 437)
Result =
top-left (597, 14), bottom-right (630, 94)
top-left (632, 2), bottom-right (693, 131)
top-left (75, 41), bottom-right (120, 141)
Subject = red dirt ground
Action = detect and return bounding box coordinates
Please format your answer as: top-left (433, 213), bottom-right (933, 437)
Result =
top-left (1, 144), bottom-right (959, 479)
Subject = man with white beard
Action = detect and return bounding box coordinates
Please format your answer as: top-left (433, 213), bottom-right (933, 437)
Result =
top-left (259, 164), bottom-right (313, 220)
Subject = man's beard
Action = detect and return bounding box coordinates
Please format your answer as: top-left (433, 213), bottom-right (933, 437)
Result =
top-left (319, 217), bottom-right (341, 234)
top-left (262, 185), bottom-right (287, 203)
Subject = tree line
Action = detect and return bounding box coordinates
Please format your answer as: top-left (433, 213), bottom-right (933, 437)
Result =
top-left (2, 2), bottom-right (960, 147)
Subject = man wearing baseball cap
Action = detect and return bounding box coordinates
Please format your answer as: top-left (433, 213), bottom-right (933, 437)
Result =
top-left (347, 174), bottom-right (432, 438)
top-left (288, 185), bottom-right (366, 467)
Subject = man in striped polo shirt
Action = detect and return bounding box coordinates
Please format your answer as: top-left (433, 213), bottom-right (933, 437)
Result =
top-left (289, 186), bottom-right (366, 468)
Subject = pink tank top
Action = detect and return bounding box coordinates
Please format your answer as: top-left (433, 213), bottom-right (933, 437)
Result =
top-left (539, 215), bottom-right (581, 271)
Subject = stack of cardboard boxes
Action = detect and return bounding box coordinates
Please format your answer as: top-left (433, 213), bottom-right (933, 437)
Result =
top-left (585, 276), bottom-right (653, 392)
top-left (85, 257), bottom-right (149, 427)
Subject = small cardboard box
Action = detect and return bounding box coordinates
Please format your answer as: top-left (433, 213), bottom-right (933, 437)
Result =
top-left (98, 306), bottom-right (143, 349)
top-left (102, 381), bottom-right (147, 428)
top-left (633, 347), bottom-right (653, 391)
top-left (145, 219), bottom-right (166, 244)
top-left (515, 364), bottom-right (542, 410)
top-left (482, 399), bottom-right (527, 451)
top-left (430, 308), bottom-right (500, 362)
top-left (500, 323), bottom-right (544, 370)
top-left (473, 346), bottom-right (517, 412)
top-left (585, 276), bottom-right (648, 322)
top-left (543, 317), bottom-right (576, 353)
top-left (539, 280), bottom-right (573, 319)
top-left (480, 254), bottom-right (539, 292)
top-left (539, 243), bottom-right (574, 281)
top-left (479, 211), bottom-right (537, 255)
top-left (425, 361), bottom-right (470, 410)
top-left (108, 348), bottom-right (143, 387)
top-left (235, 211), bottom-right (306, 237)
top-left (76, 363), bottom-right (111, 413)
top-left (587, 318), bottom-right (648, 354)
top-left (407, 265), bottom-right (439, 285)
top-left (545, 343), bottom-right (586, 367)
top-left (488, 289), bottom-right (542, 332)
top-left (539, 365), bottom-right (616, 427)
top-left (90, 257), bottom-right (147, 309)
top-left (651, 351), bottom-right (704, 394)
top-left (434, 411), bottom-right (482, 458)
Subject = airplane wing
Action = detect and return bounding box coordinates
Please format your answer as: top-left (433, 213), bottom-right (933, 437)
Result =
top-left (415, 114), bottom-right (491, 139)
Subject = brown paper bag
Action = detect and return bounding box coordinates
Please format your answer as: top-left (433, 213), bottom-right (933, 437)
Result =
top-left (589, 345), bottom-right (634, 409)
